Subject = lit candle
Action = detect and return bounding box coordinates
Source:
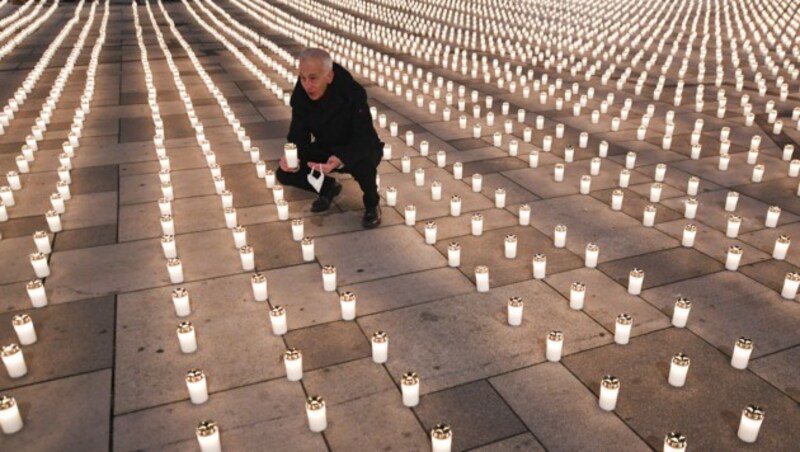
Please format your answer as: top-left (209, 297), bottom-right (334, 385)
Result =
top-left (773, 235), bottom-right (790, 260)
top-left (529, 151), bottom-right (539, 168)
top-left (284, 348), bottom-right (303, 381)
top-left (505, 234), bottom-right (518, 259)
top-left (196, 420), bottom-right (220, 452)
top-left (727, 215), bottom-right (742, 238)
top-left (223, 207), bottom-right (237, 229)
top-left (436, 150), bottom-right (447, 167)
top-left (177, 322), bottom-right (197, 353)
top-left (276, 199), bottom-right (289, 221)
top-left (598, 375), bottom-right (620, 411)
top-left (580, 175), bottom-right (592, 194)
top-left (554, 164), bottom-right (565, 182)
top-left (649, 183), bottom-right (663, 203)
top-left (752, 164), bottom-right (765, 183)
top-left (625, 152), bottom-right (637, 169)
top-left (614, 313), bottom-right (633, 344)
top-left (167, 257), bottom-right (184, 283)
top-left (0, 396), bottom-right (23, 434)
top-left (611, 189), bottom-right (624, 211)
top-left (737, 405), bottom-right (765, 443)
top-left (628, 268), bottom-right (644, 295)
top-left (553, 224), bottom-right (567, 248)
top-left (338, 291), bottom-right (357, 321)
top-left (372, 331), bottom-right (388, 363)
top-left (495, 188), bottom-right (506, 208)
top-left (172, 288), bottom-right (191, 317)
top-left (728, 336), bottom-right (754, 370)
top-left (414, 168), bottom-right (424, 186)
top-left (765, 206), bottom-right (781, 228)
top-left (664, 432), bottom-right (687, 452)
top-left (45, 210), bottom-right (62, 233)
top-left (570, 282), bottom-right (586, 310)
top-left (475, 265), bottom-right (490, 292)
top-left (306, 396), bottom-right (327, 432)
top-left (584, 243), bottom-right (600, 268)
top-left (420, 141), bottom-right (429, 156)
top-left (161, 235), bottom-right (177, 259)
top-left (472, 173), bottom-right (483, 192)
top-left (266, 305), bottom-right (287, 335)
top-left (386, 187), bottom-right (397, 206)
top-left (643, 205), bottom-right (657, 227)
top-left (265, 170), bottom-right (275, 188)
top-left (30, 252), bottom-right (50, 278)
top-left (32, 231), bottom-right (50, 254)
top-left (56, 181), bottom-right (71, 200)
top-left (232, 226), bottom-right (247, 249)
top-left (405, 205), bottom-right (416, 226)
top-left (546, 330), bottom-right (564, 362)
top-left (619, 169), bottom-right (630, 188)
top-left (12, 315), bottom-right (36, 345)
top-left (453, 162), bottom-right (463, 179)
top-left (448, 242), bottom-right (461, 267)
top-left (507, 297), bottom-right (523, 326)
top-left (519, 204), bottom-right (531, 225)
top-left (533, 254), bottom-right (547, 279)
top-left (26, 280), bottom-right (47, 308)
top-left (719, 153), bottom-right (731, 171)
top-left (161, 214), bottom-right (175, 236)
top-left (726, 246), bottom-right (743, 271)
top-left (301, 238), bottom-right (315, 262)
top-left (186, 369), bottom-right (209, 404)
top-left (158, 198), bottom-right (172, 216)
top-left (684, 198), bottom-right (698, 219)
top-left (668, 353), bottom-right (690, 387)
top-left (256, 161), bottom-right (266, 178)
top-left (672, 297), bottom-right (692, 327)
top-left (401, 372), bottom-right (420, 407)
top-left (781, 272), bottom-right (800, 299)
top-left (431, 423), bottom-right (453, 452)
top-left (471, 213), bottom-right (484, 236)
top-left (322, 265), bottom-right (337, 292)
top-left (1, 344), bottom-right (26, 378)
top-left (724, 192), bottom-right (739, 212)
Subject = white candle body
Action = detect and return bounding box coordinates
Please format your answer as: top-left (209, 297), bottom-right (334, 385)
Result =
top-left (533, 260), bottom-right (546, 279)
top-left (781, 277), bottom-right (799, 299)
top-left (773, 241), bottom-right (789, 260)
top-left (519, 208), bottom-right (531, 226)
top-left (2, 349), bottom-right (27, 378)
top-left (270, 313), bottom-right (287, 335)
top-left (168, 263), bottom-right (184, 284)
top-left (450, 199), bottom-right (461, 216)
top-left (628, 276), bottom-right (643, 295)
top-left (432, 437), bottom-right (452, 452)
top-left (162, 240), bottom-right (177, 259)
top-left (684, 202), bottom-right (697, 219)
top-left (737, 415), bottom-right (763, 443)
top-left (34, 235), bottom-right (51, 254)
top-left (322, 272), bottom-right (337, 292)
top-left (727, 221), bottom-right (741, 238)
top-left (448, 247), bottom-right (460, 267)
top-left (472, 218), bottom-right (483, 236)
top-left (173, 294), bottom-right (191, 317)
top-left (240, 251), bottom-right (255, 271)
top-left (507, 305), bottom-right (523, 326)
top-left (302, 242), bottom-right (315, 262)
top-left (372, 341), bottom-right (388, 363)
top-left (554, 230), bottom-right (566, 248)
top-left (615, 323), bottom-right (632, 345)
top-left (611, 194), bottom-right (623, 210)
top-left (585, 249), bottom-right (599, 268)
top-left (431, 184), bottom-right (442, 201)
top-left (197, 431), bottom-right (221, 452)
top-left (31, 258), bottom-right (50, 278)
top-left (476, 272), bottom-right (490, 292)
top-left (341, 300), bottom-right (356, 321)
top-left (307, 406), bottom-right (327, 432)
top-left (14, 322), bottom-right (37, 345)
top-left (598, 386), bottom-right (619, 411)
top-left (292, 223), bottom-right (304, 241)
top-left (178, 330), bottom-right (197, 353)
top-left (726, 252), bottom-right (742, 271)
top-left (682, 229), bottom-right (696, 247)
top-left (0, 402), bottom-right (23, 434)
top-left (187, 379), bottom-right (209, 404)
top-left (425, 227), bottom-right (437, 245)
top-left (725, 195), bottom-right (739, 212)
top-left (546, 339), bottom-right (563, 362)
top-left (643, 209), bottom-right (656, 227)
top-left (731, 346), bottom-right (753, 370)
top-left (505, 240), bottom-right (517, 259)
top-left (672, 306), bottom-right (691, 327)
top-left (570, 289), bottom-right (585, 310)
top-left (402, 382), bottom-right (420, 407)
top-left (285, 357), bottom-right (303, 381)
top-left (252, 278), bottom-right (268, 302)
top-left (668, 362), bottom-right (689, 387)
top-left (405, 208), bottom-right (416, 226)
top-left (27, 284), bottom-right (47, 308)
top-left (765, 210), bottom-right (780, 228)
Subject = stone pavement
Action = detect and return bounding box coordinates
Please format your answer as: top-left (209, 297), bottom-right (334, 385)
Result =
top-left (0, 0), bottom-right (799, 451)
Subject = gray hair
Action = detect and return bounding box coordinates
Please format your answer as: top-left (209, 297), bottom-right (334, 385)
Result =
top-left (298, 48), bottom-right (333, 72)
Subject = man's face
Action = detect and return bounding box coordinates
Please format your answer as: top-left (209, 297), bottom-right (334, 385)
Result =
top-left (298, 59), bottom-right (333, 101)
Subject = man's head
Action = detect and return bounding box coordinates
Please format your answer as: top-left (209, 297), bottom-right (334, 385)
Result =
top-left (297, 48), bottom-right (334, 101)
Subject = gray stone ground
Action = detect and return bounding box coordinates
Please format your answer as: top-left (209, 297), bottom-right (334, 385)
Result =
top-left (0, 1), bottom-right (799, 451)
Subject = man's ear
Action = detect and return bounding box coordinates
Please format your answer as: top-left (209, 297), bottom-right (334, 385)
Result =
top-left (326, 68), bottom-right (334, 84)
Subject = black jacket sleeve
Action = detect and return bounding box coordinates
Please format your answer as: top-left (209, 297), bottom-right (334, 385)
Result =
top-left (287, 98), bottom-right (327, 163)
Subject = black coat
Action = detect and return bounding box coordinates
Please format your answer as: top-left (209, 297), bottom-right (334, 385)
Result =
top-left (287, 63), bottom-right (383, 167)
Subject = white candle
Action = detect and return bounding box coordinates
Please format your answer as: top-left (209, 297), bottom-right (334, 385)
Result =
top-left (161, 215), bottom-right (175, 236)
top-left (276, 200), bottom-right (289, 221)
top-left (773, 235), bottom-right (790, 260)
top-left (519, 204), bottom-right (531, 225)
top-left (448, 242), bottom-right (461, 267)
top-left (267, 305), bottom-right (287, 335)
top-left (453, 162), bottom-right (463, 179)
top-left (471, 213), bottom-right (484, 236)
top-left (301, 238), bottom-right (315, 262)
top-left (554, 164), bottom-right (565, 182)
top-left (684, 198), bottom-right (698, 219)
top-left (420, 141), bottom-right (429, 156)
top-left (752, 164), bottom-right (765, 183)
top-left (372, 331), bottom-right (388, 363)
top-left (724, 192), bottom-right (739, 212)
top-left (737, 406), bottom-right (764, 443)
top-left (619, 169), bottom-right (630, 188)
top-left (383, 186), bottom-right (397, 207)
top-left (625, 152), bottom-right (637, 169)
top-left (265, 170), bottom-right (276, 188)
top-left (172, 287), bottom-right (191, 317)
top-left (730, 337), bottom-right (754, 370)
top-left (30, 252), bottom-right (50, 278)
top-left (654, 163), bottom-right (667, 182)
top-left (1, 344), bottom-right (26, 379)
top-left (610, 189), bottom-right (624, 211)
top-left (628, 268), bottom-right (644, 295)
top-left (196, 420), bottom-right (220, 452)
top-left (401, 372), bottom-right (420, 407)
top-left (504, 234), bottom-right (518, 259)
top-left (306, 396), bottom-right (327, 432)
top-left (339, 291), bottom-right (357, 321)
top-left (232, 226), bottom-right (247, 249)
top-left (45, 210), bottom-right (62, 233)
top-left (598, 375), bottom-right (620, 411)
top-left (569, 282), bottom-right (586, 310)
top-left (765, 206), bottom-right (781, 228)
top-left (436, 150), bottom-right (447, 167)
top-left (161, 250), bottom-right (183, 279)
top-left (31, 231), bottom-right (50, 255)
top-left (789, 160), bottom-right (800, 177)
top-left (475, 266), bottom-right (490, 292)
top-left (686, 176), bottom-right (700, 196)
top-left (12, 315), bottom-right (36, 345)
top-left (322, 265), bottom-right (337, 292)
top-left (161, 235), bottom-right (177, 259)
top-left (650, 183), bottom-right (663, 203)
top-left (643, 205), bottom-right (657, 227)
top-left (284, 348), bottom-right (303, 381)
top-left (664, 432), bottom-right (687, 452)
top-left (677, 223), bottom-right (696, 247)
top-left (552, 224), bottom-right (567, 248)
top-left (177, 322), bottom-right (197, 353)
top-left (405, 205), bottom-right (417, 226)
top-left (495, 188), bottom-right (506, 208)
top-left (719, 153), bottom-right (731, 171)
top-left (727, 215), bottom-right (742, 238)
top-left (781, 272), bottom-right (800, 299)
top-left (668, 353), bottom-right (690, 387)
top-left (223, 208), bottom-right (237, 229)
top-left (590, 158), bottom-right (601, 176)
top-left (615, 314), bottom-right (633, 344)
top-left (186, 369), bottom-right (209, 404)
top-left (726, 246), bottom-right (743, 271)
top-left (414, 168), bottom-right (425, 186)
top-left (546, 330), bottom-right (563, 362)
top-left (472, 173), bottom-right (483, 192)
top-left (507, 297), bottom-right (523, 326)
top-left (580, 175), bottom-right (592, 194)
top-left (672, 298), bottom-right (692, 327)
top-left (0, 396), bottom-right (23, 434)
top-left (431, 424), bottom-right (453, 452)
top-left (26, 280), bottom-right (47, 308)
top-left (533, 254), bottom-right (547, 279)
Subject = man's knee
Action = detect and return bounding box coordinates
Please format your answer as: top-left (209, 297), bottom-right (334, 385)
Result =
top-left (275, 168), bottom-right (292, 185)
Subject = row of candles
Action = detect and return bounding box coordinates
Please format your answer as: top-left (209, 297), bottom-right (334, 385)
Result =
top-left (0, 0), bottom-right (58, 63)
top-left (1, 0), bottom-right (111, 437)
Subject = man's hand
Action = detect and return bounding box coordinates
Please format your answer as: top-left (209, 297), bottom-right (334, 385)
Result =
top-left (279, 155), bottom-right (299, 173)
top-left (307, 155), bottom-right (343, 174)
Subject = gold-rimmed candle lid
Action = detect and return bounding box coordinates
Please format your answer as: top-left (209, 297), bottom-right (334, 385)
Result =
top-left (474, 265), bottom-right (489, 274)
top-left (451, 194), bottom-right (461, 202)
top-left (616, 313), bottom-right (632, 325)
top-left (405, 204), bottom-right (416, 211)
top-left (161, 181), bottom-right (172, 189)
top-left (269, 305), bottom-right (285, 317)
top-left (495, 187), bottom-right (506, 195)
top-left (233, 225), bottom-right (245, 233)
top-left (555, 224), bottom-right (567, 232)
top-left (239, 245), bottom-right (253, 254)
top-left (224, 207), bottom-right (236, 214)
top-left (743, 405), bottom-right (765, 420)
top-left (431, 180), bottom-right (442, 188)
top-left (664, 432), bottom-right (687, 448)
top-left (284, 348), bottom-right (301, 361)
top-left (33, 230), bottom-right (48, 240)
top-left (306, 395), bottom-right (325, 410)
top-left (571, 282), bottom-right (586, 292)
top-left (508, 296), bottom-right (523, 307)
top-left (321, 265), bottom-right (336, 274)
top-left (684, 224), bottom-right (697, 232)
top-left (736, 337), bottom-right (753, 349)
top-left (276, 199), bottom-right (288, 207)
top-left (630, 268), bottom-right (644, 278)
top-left (301, 237), bottom-right (314, 245)
top-left (689, 176), bottom-right (700, 183)
top-left (471, 212), bottom-right (483, 220)
top-left (768, 205), bottom-right (781, 213)
top-left (339, 291), bottom-right (356, 302)
top-left (727, 191), bottom-right (739, 198)
top-left (425, 221), bottom-right (437, 229)
top-left (728, 214), bottom-right (742, 222)
top-left (196, 420), bottom-right (218, 437)
top-left (612, 189), bottom-right (624, 196)
top-left (686, 197), bottom-right (697, 205)
top-left (519, 203), bottom-right (531, 211)
top-left (581, 174), bottom-right (591, 182)
top-left (160, 214), bottom-right (173, 222)
top-left (533, 253), bottom-right (547, 262)
top-left (788, 272), bottom-right (800, 282)
top-left (672, 353), bottom-right (690, 366)
top-left (505, 234), bottom-right (517, 242)
top-left (729, 245), bottom-right (743, 254)
top-left (645, 204), bottom-right (657, 212)
top-left (586, 243), bottom-right (599, 252)
top-left (167, 258), bottom-right (181, 267)
top-left (431, 423), bottom-right (452, 440)
top-left (186, 368), bottom-right (205, 382)
top-left (601, 375), bottom-right (620, 389)
top-left (401, 372), bottom-right (419, 385)
top-left (1, 344), bottom-right (20, 356)
top-left (12, 314), bottom-right (31, 326)
top-left (177, 321), bottom-right (193, 334)
top-left (372, 331), bottom-right (388, 343)
top-left (30, 252), bottom-right (45, 261)
top-left (676, 297), bottom-right (692, 309)
top-left (652, 182), bottom-right (663, 189)
top-left (777, 235), bottom-right (791, 244)
top-left (284, 142), bottom-right (297, 152)
top-left (251, 273), bottom-right (266, 283)
top-left (547, 330), bottom-right (563, 341)
top-left (386, 186), bottom-right (397, 193)
top-left (26, 279), bottom-right (42, 290)
top-left (161, 234), bottom-right (174, 243)
top-left (0, 395), bottom-right (16, 410)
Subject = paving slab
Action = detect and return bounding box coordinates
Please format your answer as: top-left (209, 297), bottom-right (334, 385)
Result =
top-left (470, 433), bottom-right (545, 451)
top-left (562, 328), bottom-right (800, 451)
top-left (598, 246), bottom-right (724, 291)
top-left (655, 218), bottom-right (773, 267)
top-left (749, 345), bottom-right (800, 403)
top-left (284, 321), bottom-right (371, 371)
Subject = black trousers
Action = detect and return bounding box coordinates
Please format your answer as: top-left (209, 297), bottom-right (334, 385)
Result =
top-left (276, 158), bottom-right (380, 209)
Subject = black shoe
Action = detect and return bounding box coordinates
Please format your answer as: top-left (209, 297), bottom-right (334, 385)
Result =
top-left (362, 205), bottom-right (382, 229)
top-left (311, 182), bottom-right (342, 212)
